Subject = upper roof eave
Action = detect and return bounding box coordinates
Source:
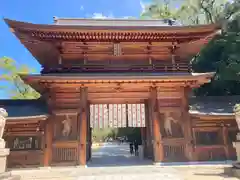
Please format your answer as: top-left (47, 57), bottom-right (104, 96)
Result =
top-left (4, 18), bottom-right (220, 33)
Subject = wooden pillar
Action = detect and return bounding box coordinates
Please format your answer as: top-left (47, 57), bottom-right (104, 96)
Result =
top-left (86, 103), bottom-right (91, 161)
top-left (78, 88), bottom-right (88, 166)
top-left (144, 100), bottom-right (152, 159)
top-left (150, 87), bottom-right (164, 162)
top-left (140, 127), bottom-right (146, 157)
top-left (182, 87), bottom-right (195, 161)
top-left (43, 118), bottom-right (53, 166)
top-left (140, 128), bottom-right (144, 142)
top-left (79, 110), bottom-right (87, 165)
top-left (89, 127), bottom-right (92, 160)
top-left (222, 126), bottom-right (230, 159)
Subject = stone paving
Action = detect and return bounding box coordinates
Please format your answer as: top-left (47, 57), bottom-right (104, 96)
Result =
top-left (10, 165), bottom-right (239, 180)
top-left (9, 143), bottom-right (240, 180)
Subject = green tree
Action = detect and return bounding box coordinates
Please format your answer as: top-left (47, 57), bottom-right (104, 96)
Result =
top-left (178, 0), bottom-right (228, 25)
top-left (192, 0), bottom-right (240, 95)
top-left (141, 0), bottom-right (180, 20)
top-left (0, 57), bottom-right (40, 99)
top-left (142, 0), bottom-right (240, 96)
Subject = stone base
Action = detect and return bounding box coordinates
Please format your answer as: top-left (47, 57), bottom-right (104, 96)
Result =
top-left (0, 140), bottom-right (5, 149)
top-left (232, 135), bottom-right (240, 178)
top-left (225, 166), bottom-right (240, 178)
top-left (233, 140), bottom-right (240, 162)
top-left (232, 168), bottom-right (240, 178)
top-left (233, 162), bottom-right (240, 169)
top-left (0, 172), bottom-right (20, 180)
top-left (0, 148), bottom-right (9, 174)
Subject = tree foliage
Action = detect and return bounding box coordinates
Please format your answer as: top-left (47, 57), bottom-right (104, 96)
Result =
top-left (0, 57), bottom-right (40, 99)
top-left (143, 0), bottom-right (240, 96)
top-left (192, 0), bottom-right (240, 95)
top-left (141, 0), bottom-right (180, 20)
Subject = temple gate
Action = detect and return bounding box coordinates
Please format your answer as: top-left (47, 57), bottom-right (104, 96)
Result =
top-left (4, 18), bottom-right (220, 166)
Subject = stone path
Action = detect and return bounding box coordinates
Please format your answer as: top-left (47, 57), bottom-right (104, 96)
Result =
top-left (11, 165), bottom-right (239, 180)
top-left (87, 142), bottom-right (152, 167)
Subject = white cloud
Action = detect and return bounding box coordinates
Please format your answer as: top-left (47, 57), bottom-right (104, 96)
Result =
top-left (123, 16), bottom-right (136, 19)
top-left (80, 5), bottom-right (84, 10)
top-left (140, 0), bottom-right (147, 12)
top-left (92, 13), bottom-right (114, 19)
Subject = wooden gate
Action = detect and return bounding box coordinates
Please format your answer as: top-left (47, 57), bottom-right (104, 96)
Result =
top-left (51, 113), bottom-right (79, 166)
top-left (90, 104), bottom-right (146, 129)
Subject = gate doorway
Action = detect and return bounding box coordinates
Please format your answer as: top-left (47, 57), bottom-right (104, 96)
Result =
top-left (87, 104), bottom-right (151, 167)
top-left (90, 104), bottom-right (146, 128)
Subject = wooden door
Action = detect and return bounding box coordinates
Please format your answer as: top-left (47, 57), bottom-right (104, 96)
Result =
top-left (51, 113), bottom-right (79, 166)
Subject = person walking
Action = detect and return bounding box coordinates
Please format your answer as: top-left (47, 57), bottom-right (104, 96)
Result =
top-left (134, 140), bottom-right (139, 156)
top-left (129, 142), bottom-right (134, 155)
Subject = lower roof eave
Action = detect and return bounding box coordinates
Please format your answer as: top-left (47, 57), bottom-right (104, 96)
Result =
top-left (189, 111), bottom-right (235, 119)
top-left (6, 114), bottom-right (49, 123)
top-left (5, 112), bottom-right (235, 123)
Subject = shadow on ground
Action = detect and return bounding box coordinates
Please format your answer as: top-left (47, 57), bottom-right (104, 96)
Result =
top-left (87, 155), bottom-right (153, 167)
top-left (87, 143), bottom-right (153, 167)
top-left (188, 166), bottom-right (237, 179)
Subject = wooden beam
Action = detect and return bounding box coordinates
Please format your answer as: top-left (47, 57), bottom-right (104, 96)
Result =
top-left (52, 84), bottom-right (152, 91)
top-left (62, 41), bottom-right (174, 48)
top-left (89, 97), bottom-right (145, 104)
top-left (50, 91), bottom-right (151, 99)
top-left (6, 127), bottom-right (40, 132)
top-left (4, 132), bottom-right (43, 136)
top-left (157, 91), bottom-right (182, 99)
top-left (46, 82), bottom-right (200, 89)
top-left (52, 141), bottom-right (78, 148)
top-left (6, 124), bottom-right (40, 128)
top-left (61, 54), bottom-right (171, 60)
top-left (88, 92), bottom-right (149, 99)
top-left (61, 50), bottom-right (171, 55)
top-left (192, 127), bottom-right (221, 131)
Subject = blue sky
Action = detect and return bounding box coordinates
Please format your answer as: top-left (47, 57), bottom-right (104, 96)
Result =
top-left (0, 0), bottom-right (151, 98)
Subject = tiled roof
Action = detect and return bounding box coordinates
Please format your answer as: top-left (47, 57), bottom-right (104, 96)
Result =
top-left (189, 96), bottom-right (240, 115)
top-left (0, 99), bottom-right (48, 118)
top-left (53, 17), bottom-right (182, 26)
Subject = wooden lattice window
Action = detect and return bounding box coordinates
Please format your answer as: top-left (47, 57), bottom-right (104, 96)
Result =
top-left (195, 131), bottom-right (222, 145)
top-left (6, 136), bottom-right (41, 151)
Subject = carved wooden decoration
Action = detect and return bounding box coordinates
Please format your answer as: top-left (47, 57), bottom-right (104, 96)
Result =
top-left (53, 113), bottom-right (78, 141)
top-left (164, 111), bottom-right (178, 137)
top-left (161, 111), bottom-right (183, 138)
top-left (61, 114), bottom-right (72, 137)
